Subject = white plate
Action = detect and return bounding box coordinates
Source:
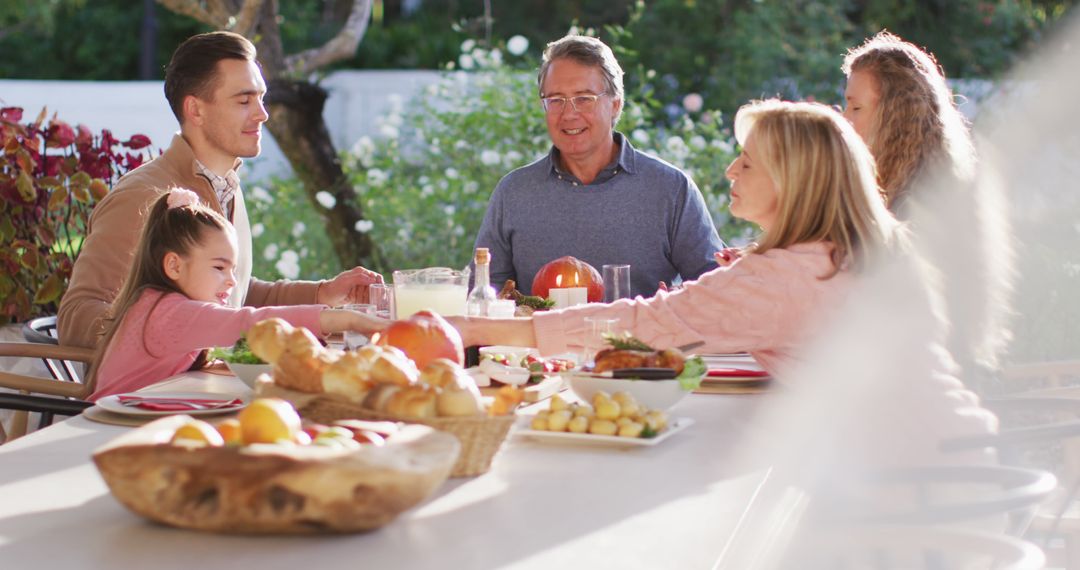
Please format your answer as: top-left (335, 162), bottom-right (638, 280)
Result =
top-left (94, 391), bottom-right (249, 417)
top-left (701, 354), bottom-right (762, 369)
top-left (514, 416), bottom-right (694, 448)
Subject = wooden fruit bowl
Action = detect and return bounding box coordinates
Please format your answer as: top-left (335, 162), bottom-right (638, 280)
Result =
top-left (93, 415), bottom-right (460, 534)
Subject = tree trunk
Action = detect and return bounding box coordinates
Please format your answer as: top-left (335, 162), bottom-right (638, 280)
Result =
top-left (263, 78), bottom-right (379, 270)
top-left (139, 0), bottom-right (158, 80)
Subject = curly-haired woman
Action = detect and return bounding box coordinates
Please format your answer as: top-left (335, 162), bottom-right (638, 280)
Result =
top-left (843, 31), bottom-right (1013, 384)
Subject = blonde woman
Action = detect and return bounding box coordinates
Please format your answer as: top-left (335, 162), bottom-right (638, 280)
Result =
top-left (452, 100), bottom-right (900, 376)
top-left (843, 31), bottom-right (1012, 379)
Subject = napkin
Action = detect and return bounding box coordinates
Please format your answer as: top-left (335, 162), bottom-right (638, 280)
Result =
top-left (706, 367), bottom-right (770, 378)
top-left (116, 396), bottom-right (244, 411)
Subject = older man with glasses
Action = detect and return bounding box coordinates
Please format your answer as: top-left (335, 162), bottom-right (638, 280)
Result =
top-left (473, 34), bottom-right (723, 299)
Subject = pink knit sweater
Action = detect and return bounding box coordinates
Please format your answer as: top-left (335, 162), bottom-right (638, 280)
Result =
top-left (532, 242), bottom-right (850, 374)
top-left (91, 290), bottom-right (325, 400)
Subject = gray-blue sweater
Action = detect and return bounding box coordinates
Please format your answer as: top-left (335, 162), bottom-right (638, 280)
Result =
top-left (473, 133), bottom-right (724, 297)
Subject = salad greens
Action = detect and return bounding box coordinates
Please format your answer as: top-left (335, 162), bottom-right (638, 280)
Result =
top-left (676, 356), bottom-right (706, 391)
top-left (517, 294), bottom-right (555, 311)
top-left (209, 337), bottom-right (265, 364)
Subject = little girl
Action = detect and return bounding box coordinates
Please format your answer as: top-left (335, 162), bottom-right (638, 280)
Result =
top-left (88, 188), bottom-right (386, 400)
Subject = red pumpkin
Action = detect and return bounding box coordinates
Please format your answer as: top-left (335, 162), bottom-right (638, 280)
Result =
top-left (376, 310), bottom-right (464, 369)
top-left (531, 256), bottom-right (605, 303)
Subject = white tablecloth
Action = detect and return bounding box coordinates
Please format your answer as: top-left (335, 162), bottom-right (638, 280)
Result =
top-left (0, 373), bottom-right (770, 569)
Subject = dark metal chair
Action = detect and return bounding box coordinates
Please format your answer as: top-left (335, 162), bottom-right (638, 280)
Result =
top-left (21, 315), bottom-right (84, 384)
top-left (1, 317), bottom-right (95, 442)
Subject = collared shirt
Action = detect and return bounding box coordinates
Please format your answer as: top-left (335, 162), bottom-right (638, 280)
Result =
top-left (473, 131), bottom-right (724, 298)
top-left (194, 160), bottom-right (241, 220)
top-left (548, 132), bottom-right (637, 186)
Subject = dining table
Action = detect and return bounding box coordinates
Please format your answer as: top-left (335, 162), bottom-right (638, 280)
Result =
top-left (0, 371), bottom-right (774, 570)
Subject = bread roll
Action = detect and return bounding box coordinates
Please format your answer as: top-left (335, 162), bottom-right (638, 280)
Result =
top-left (246, 318), bottom-right (295, 364)
top-left (362, 383), bottom-right (400, 412)
top-left (369, 352), bottom-right (419, 386)
top-left (274, 351), bottom-right (335, 393)
top-left (419, 358), bottom-right (461, 389)
top-left (284, 327), bottom-right (322, 356)
top-left (354, 344), bottom-right (384, 365)
top-left (323, 351), bottom-right (374, 403)
top-left (436, 385), bottom-right (483, 417)
top-left (273, 328), bottom-right (332, 393)
top-left (386, 386), bottom-right (437, 418)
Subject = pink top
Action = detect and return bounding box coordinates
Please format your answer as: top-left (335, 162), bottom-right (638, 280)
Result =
top-left (533, 242), bottom-right (851, 374)
top-left (92, 290), bottom-right (325, 400)
top-left (533, 240), bottom-right (998, 466)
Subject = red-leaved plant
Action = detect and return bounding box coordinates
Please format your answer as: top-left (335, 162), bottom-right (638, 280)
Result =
top-left (0, 106), bottom-right (154, 322)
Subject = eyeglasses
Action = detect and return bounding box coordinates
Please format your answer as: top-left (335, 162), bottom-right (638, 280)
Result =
top-left (540, 92), bottom-right (607, 114)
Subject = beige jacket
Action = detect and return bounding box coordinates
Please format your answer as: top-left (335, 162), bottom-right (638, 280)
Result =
top-left (57, 134), bottom-right (320, 348)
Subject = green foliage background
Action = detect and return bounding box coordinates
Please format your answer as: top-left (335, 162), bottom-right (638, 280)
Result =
top-left (3, 0), bottom-right (1077, 366)
top-left (249, 46), bottom-right (748, 280)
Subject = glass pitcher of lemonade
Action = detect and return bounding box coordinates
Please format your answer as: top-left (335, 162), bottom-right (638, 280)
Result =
top-left (392, 267), bottom-right (471, 318)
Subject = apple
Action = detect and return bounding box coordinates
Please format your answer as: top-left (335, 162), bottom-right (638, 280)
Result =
top-left (376, 310), bottom-right (465, 370)
top-left (531, 256), bottom-right (604, 303)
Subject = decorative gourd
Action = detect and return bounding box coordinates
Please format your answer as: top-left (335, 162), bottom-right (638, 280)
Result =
top-left (531, 256), bottom-right (604, 303)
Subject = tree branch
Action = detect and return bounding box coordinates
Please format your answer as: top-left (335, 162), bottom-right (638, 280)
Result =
top-left (155, 0), bottom-right (227, 28)
top-left (233, 0), bottom-right (265, 37)
top-left (205, 0), bottom-right (237, 25)
top-left (283, 0), bottom-right (372, 77)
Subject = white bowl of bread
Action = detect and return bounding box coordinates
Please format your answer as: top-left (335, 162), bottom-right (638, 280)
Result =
top-left (246, 318), bottom-right (522, 477)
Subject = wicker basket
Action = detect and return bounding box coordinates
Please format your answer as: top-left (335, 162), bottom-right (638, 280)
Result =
top-left (253, 380), bottom-right (514, 478)
top-left (298, 397), bottom-right (515, 477)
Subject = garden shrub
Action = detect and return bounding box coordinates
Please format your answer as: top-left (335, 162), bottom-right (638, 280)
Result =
top-left (0, 106), bottom-right (152, 322)
top-left (253, 39), bottom-right (751, 280)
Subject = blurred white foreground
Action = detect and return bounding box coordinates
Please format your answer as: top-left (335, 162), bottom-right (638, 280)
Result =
top-left (716, 10), bottom-right (1080, 569)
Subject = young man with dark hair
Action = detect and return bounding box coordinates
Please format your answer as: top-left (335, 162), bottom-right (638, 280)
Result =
top-left (59, 31), bottom-right (381, 349)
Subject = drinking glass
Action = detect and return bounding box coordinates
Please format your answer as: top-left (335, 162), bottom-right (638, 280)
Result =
top-left (343, 303), bottom-right (376, 349)
top-left (602, 264), bottom-right (631, 303)
top-left (368, 283), bottom-right (395, 320)
top-left (582, 316), bottom-right (620, 367)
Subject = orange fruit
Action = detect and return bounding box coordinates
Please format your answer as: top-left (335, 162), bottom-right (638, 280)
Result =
top-left (238, 398), bottom-right (302, 444)
top-left (215, 418), bottom-right (242, 445)
top-left (171, 419), bottom-right (226, 446)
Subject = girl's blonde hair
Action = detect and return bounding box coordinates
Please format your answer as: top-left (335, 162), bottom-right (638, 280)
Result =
top-left (734, 99), bottom-right (899, 276)
top-left (842, 31), bottom-right (976, 211)
top-left (88, 190), bottom-right (231, 383)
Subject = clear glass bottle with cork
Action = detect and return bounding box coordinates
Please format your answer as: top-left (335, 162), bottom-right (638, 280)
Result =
top-left (466, 247), bottom-right (498, 316)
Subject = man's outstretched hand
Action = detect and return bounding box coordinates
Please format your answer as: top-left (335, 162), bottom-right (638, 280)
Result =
top-left (318, 266), bottom-right (384, 306)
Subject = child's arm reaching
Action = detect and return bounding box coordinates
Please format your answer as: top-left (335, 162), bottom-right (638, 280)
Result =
top-left (319, 308), bottom-right (389, 336)
top-left (141, 293), bottom-right (384, 357)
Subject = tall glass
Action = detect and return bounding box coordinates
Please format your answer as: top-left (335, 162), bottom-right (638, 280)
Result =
top-left (583, 316), bottom-right (620, 367)
top-left (602, 264), bottom-right (631, 303)
top-left (393, 267), bottom-right (470, 318)
top-left (343, 303), bottom-right (375, 349)
top-left (368, 283), bottom-right (395, 320)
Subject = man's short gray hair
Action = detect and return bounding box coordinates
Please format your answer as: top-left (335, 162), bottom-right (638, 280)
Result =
top-left (538, 35), bottom-right (624, 125)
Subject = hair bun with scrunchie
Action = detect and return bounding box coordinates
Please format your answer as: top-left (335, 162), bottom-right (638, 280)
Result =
top-left (166, 188), bottom-right (200, 210)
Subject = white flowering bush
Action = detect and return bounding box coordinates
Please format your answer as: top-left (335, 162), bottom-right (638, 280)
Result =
top-left (252, 40), bottom-right (753, 277)
top-left (245, 178), bottom-right (338, 280)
